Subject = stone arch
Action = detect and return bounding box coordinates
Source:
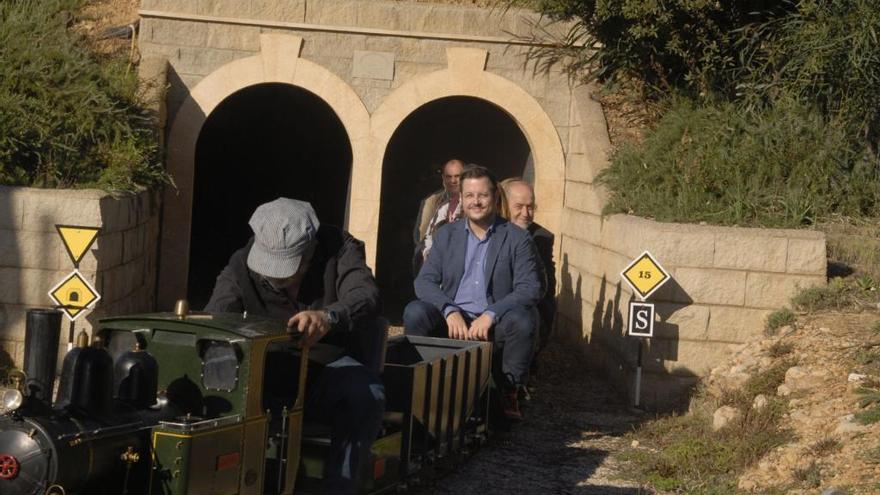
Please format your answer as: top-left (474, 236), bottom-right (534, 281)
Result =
top-left (357, 47), bottom-right (566, 267)
top-left (158, 34), bottom-right (371, 308)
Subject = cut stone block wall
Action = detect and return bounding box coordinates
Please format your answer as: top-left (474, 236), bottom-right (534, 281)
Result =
top-left (558, 86), bottom-right (827, 410)
top-left (138, 0), bottom-right (572, 130)
top-left (0, 187), bottom-right (161, 370)
top-left (137, 0), bottom-right (576, 306)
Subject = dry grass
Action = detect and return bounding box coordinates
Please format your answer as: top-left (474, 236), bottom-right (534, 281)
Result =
top-left (819, 216), bottom-right (880, 281)
top-left (73, 0), bottom-right (140, 58)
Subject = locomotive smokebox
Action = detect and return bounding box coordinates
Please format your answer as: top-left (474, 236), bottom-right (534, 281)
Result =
top-left (22, 309), bottom-right (62, 401)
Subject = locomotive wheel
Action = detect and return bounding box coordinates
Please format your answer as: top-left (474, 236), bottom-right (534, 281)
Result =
top-left (0, 454), bottom-right (19, 480)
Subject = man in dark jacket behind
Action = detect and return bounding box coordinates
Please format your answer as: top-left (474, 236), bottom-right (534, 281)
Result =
top-left (501, 179), bottom-right (557, 377)
top-left (205, 198), bottom-right (385, 494)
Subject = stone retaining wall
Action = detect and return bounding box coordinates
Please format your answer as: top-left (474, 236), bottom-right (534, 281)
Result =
top-left (0, 187), bottom-right (160, 369)
top-left (558, 86), bottom-right (827, 410)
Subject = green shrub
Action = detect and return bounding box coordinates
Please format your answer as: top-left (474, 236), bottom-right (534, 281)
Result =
top-left (623, 363), bottom-right (792, 493)
top-left (518, 0), bottom-right (880, 143)
top-left (623, 406), bottom-right (790, 493)
top-left (791, 277), bottom-right (880, 312)
top-left (809, 438), bottom-right (841, 456)
top-left (0, 0), bottom-right (166, 191)
top-left (855, 387), bottom-right (880, 424)
top-left (597, 98), bottom-right (880, 227)
top-left (792, 461), bottom-right (822, 489)
top-left (518, 0), bottom-right (880, 228)
top-left (765, 309), bottom-right (796, 334)
top-left (512, 0), bottom-right (793, 97)
top-left (734, 0), bottom-right (880, 144)
top-left (743, 359), bottom-right (796, 399)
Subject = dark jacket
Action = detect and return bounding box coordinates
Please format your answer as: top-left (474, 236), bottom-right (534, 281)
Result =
top-left (528, 222), bottom-right (557, 327)
top-left (204, 225), bottom-right (381, 333)
top-left (414, 217), bottom-right (541, 320)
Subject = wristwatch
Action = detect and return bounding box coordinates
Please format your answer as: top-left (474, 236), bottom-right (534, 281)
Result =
top-left (323, 309), bottom-right (339, 327)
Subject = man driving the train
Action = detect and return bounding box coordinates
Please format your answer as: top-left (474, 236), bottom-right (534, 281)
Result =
top-left (205, 197), bottom-right (385, 494)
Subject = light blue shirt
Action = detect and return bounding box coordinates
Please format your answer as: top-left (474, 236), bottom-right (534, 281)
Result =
top-left (444, 221), bottom-right (496, 321)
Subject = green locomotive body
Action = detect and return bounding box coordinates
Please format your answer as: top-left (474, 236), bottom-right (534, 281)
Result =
top-left (0, 308), bottom-right (492, 495)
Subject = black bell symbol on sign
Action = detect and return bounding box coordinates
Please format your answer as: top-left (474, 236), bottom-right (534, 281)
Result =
top-left (68, 290), bottom-right (80, 303)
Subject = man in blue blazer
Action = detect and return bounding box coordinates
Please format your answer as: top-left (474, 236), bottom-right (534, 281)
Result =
top-left (404, 165), bottom-right (542, 421)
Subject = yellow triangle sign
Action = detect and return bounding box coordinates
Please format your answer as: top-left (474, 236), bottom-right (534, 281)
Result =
top-left (56, 225), bottom-right (100, 266)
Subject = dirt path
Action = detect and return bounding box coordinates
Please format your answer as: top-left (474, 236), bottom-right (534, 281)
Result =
top-left (408, 343), bottom-right (653, 494)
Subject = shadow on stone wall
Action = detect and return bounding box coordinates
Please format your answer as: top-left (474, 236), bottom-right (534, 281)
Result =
top-left (558, 253), bottom-right (699, 412)
top-left (0, 187), bottom-right (18, 371)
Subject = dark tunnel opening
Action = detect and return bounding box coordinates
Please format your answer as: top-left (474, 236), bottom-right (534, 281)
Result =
top-left (189, 83), bottom-right (352, 309)
top-left (377, 96), bottom-right (533, 324)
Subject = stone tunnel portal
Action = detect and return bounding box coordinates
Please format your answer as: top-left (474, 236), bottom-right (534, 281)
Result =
top-left (188, 83), bottom-right (352, 309)
top-left (377, 96), bottom-right (533, 323)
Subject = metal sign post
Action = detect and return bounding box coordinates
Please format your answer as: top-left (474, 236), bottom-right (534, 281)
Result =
top-left (50, 225), bottom-right (101, 350)
top-left (621, 251), bottom-right (670, 408)
top-left (627, 301), bottom-right (655, 407)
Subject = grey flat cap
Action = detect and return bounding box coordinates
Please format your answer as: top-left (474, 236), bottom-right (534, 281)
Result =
top-left (247, 198), bottom-right (320, 278)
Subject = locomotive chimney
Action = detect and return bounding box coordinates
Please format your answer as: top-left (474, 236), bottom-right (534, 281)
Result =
top-left (23, 309), bottom-right (62, 402)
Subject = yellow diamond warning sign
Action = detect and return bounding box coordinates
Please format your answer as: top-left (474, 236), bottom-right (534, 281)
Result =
top-left (621, 251), bottom-right (670, 300)
top-left (48, 270), bottom-right (101, 320)
top-left (55, 225), bottom-right (100, 267)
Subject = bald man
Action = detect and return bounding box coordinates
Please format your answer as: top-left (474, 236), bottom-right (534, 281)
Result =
top-left (502, 179), bottom-right (556, 375)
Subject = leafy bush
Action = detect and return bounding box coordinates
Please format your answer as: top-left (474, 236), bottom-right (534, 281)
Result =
top-left (809, 438), bottom-right (841, 456)
top-left (742, 358), bottom-right (796, 399)
top-left (519, 0), bottom-right (880, 142)
top-left (765, 309), bottom-right (796, 334)
top-left (855, 386), bottom-right (880, 424)
top-left (513, 0), bottom-right (793, 97)
top-left (597, 98), bottom-right (880, 227)
top-left (518, 0), bottom-right (880, 228)
top-left (0, 0), bottom-right (166, 191)
top-left (792, 461), bottom-right (822, 489)
top-left (734, 0), bottom-right (880, 144)
top-left (791, 277), bottom-right (880, 311)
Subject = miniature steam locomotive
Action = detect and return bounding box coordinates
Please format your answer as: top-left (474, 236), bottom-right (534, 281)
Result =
top-left (0, 306), bottom-right (492, 494)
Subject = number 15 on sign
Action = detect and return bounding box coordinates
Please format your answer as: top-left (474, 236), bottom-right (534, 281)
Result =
top-left (621, 251), bottom-right (670, 300)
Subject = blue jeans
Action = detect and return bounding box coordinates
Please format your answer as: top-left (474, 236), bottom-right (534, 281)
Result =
top-left (402, 300), bottom-right (537, 387)
top-left (306, 356), bottom-right (385, 494)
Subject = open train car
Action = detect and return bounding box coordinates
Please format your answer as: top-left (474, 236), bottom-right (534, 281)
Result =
top-left (0, 307), bottom-right (491, 494)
